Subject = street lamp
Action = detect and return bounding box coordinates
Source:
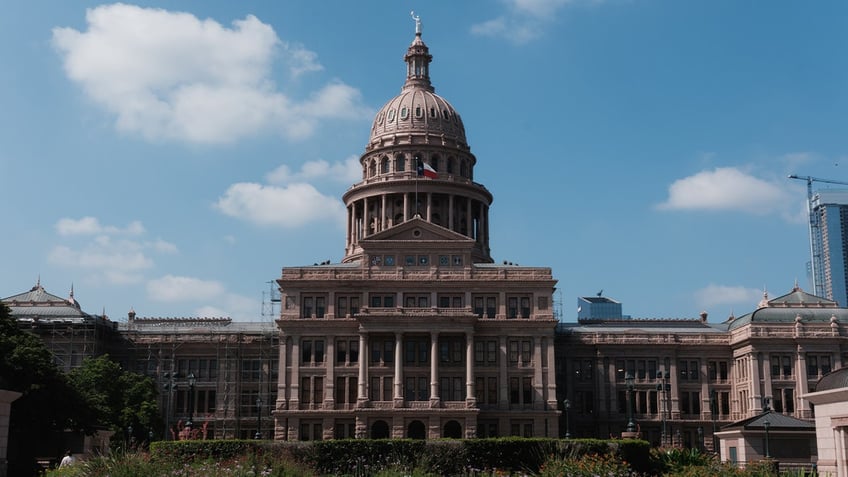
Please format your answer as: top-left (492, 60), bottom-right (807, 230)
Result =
top-left (255, 397), bottom-right (262, 439)
top-left (625, 373), bottom-right (636, 433)
top-left (187, 372), bottom-right (196, 430)
top-left (710, 389), bottom-right (718, 452)
top-left (162, 371), bottom-right (177, 440)
top-left (656, 370), bottom-right (671, 445)
top-left (763, 420), bottom-right (771, 458)
top-left (127, 425), bottom-right (133, 447)
top-left (563, 398), bottom-right (571, 439)
top-left (697, 426), bottom-right (704, 452)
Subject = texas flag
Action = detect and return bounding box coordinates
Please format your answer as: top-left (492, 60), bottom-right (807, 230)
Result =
top-left (416, 159), bottom-right (438, 179)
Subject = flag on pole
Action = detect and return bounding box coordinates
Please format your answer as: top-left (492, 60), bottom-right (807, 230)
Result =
top-left (417, 158), bottom-right (438, 178)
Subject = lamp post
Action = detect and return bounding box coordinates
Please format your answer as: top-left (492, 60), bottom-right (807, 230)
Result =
top-left (187, 372), bottom-right (196, 431)
top-left (763, 420), bottom-right (771, 458)
top-left (162, 371), bottom-right (177, 440)
top-left (656, 370), bottom-right (670, 445)
top-left (127, 425), bottom-right (133, 448)
top-left (697, 426), bottom-right (704, 452)
top-left (563, 398), bottom-right (571, 439)
top-left (710, 389), bottom-right (718, 452)
top-left (255, 397), bottom-right (262, 439)
top-left (625, 373), bottom-right (636, 433)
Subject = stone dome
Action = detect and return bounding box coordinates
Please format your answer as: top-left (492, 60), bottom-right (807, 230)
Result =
top-left (367, 31), bottom-right (467, 148)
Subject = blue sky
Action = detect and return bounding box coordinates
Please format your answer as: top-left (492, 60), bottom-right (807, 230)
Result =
top-left (1, 1), bottom-right (846, 322)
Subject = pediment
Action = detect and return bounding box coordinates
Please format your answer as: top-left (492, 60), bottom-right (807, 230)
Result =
top-left (362, 217), bottom-right (475, 243)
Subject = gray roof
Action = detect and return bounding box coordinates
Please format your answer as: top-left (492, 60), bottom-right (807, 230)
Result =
top-left (559, 320), bottom-right (729, 334)
top-left (2, 283), bottom-right (103, 323)
top-left (722, 410), bottom-right (814, 431)
top-left (815, 367), bottom-right (848, 393)
top-left (727, 286), bottom-right (846, 330)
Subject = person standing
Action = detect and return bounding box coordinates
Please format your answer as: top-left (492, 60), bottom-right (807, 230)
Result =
top-left (59, 450), bottom-right (75, 467)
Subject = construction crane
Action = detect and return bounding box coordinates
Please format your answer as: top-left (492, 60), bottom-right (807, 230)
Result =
top-left (788, 174), bottom-right (848, 298)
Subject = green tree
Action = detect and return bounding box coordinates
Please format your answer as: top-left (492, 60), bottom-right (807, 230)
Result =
top-left (0, 303), bottom-right (87, 475)
top-left (68, 354), bottom-right (161, 443)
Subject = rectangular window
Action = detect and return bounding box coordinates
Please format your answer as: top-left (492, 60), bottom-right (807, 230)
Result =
top-left (404, 376), bottom-right (430, 401)
top-left (440, 376), bottom-right (465, 401)
top-left (438, 294), bottom-right (463, 308)
top-left (301, 340), bottom-right (325, 364)
top-left (404, 294), bottom-right (429, 308)
top-left (370, 294), bottom-right (395, 308)
top-left (336, 339), bottom-right (359, 366)
top-left (472, 295), bottom-right (498, 318)
top-left (404, 338), bottom-right (429, 365)
top-left (336, 295), bottom-right (361, 317)
top-left (474, 339), bottom-right (498, 366)
top-left (241, 359), bottom-right (261, 381)
top-left (370, 338), bottom-right (395, 365)
top-left (771, 354), bottom-right (793, 379)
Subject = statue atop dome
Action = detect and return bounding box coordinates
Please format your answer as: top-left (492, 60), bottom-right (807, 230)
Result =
top-left (411, 11), bottom-right (421, 35)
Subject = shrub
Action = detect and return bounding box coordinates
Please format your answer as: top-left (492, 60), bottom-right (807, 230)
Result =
top-left (539, 453), bottom-right (633, 477)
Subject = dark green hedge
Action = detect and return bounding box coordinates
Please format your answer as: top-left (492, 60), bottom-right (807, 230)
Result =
top-left (150, 437), bottom-right (652, 475)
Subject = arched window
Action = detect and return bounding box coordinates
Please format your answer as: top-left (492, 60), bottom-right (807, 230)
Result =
top-left (395, 154), bottom-right (405, 172)
top-left (460, 160), bottom-right (467, 178)
top-left (443, 420), bottom-right (462, 439)
top-left (407, 420), bottom-right (426, 439)
top-left (369, 160), bottom-right (376, 178)
top-left (381, 157), bottom-right (389, 174)
top-left (371, 420), bottom-right (390, 439)
top-left (447, 157), bottom-right (455, 174)
top-left (431, 155), bottom-right (440, 171)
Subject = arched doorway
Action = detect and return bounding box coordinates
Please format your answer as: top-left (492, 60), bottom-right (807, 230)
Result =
top-left (443, 420), bottom-right (462, 438)
top-left (371, 420), bottom-right (390, 439)
top-left (407, 420), bottom-right (426, 439)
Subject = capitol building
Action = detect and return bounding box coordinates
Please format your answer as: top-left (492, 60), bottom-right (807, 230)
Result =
top-left (4, 21), bottom-right (848, 474)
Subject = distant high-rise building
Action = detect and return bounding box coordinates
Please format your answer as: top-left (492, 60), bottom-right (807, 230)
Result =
top-left (577, 295), bottom-right (624, 320)
top-left (811, 190), bottom-right (848, 306)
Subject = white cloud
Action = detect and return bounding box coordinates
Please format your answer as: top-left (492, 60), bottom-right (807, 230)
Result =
top-left (146, 277), bottom-right (257, 320)
top-left (471, 0), bottom-right (590, 44)
top-left (214, 182), bottom-right (345, 228)
top-left (656, 167), bottom-right (796, 217)
top-left (266, 156), bottom-right (361, 184)
top-left (147, 275), bottom-right (225, 302)
top-left (694, 284), bottom-right (763, 309)
top-left (50, 217), bottom-right (175, 284)
top-left (56, 216), bottom-right (144, 236)
top-left (48, 243), bottom-right (153, 284)
top-left (52, 4), bottom-right (369, 144)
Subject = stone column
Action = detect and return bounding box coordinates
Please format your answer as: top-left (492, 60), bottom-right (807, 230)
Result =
top-left (404, 192), bottom-right (409, 221)
top-left (0, 390), bottom-right (21, 477)
top-left (670, 358), bottom-right (680, 418)
top-left (289, 335), bottom-right (301, 409)
top-left (533, 336), bottom-right (544, 409)
top-left (276, 336), bottom-right (289, 410)
top-left (750, 353), bottom-right (762, 414)
top-left (426, 193), bottom-right (432, 222)
top-left (763, 354), bottom-right (773, 408)
top-left (325, 337), bottom-right (335, 408)
top-left (546, 337), bottom-right (557, 407)
top-left (358, 332), bottom-right (369, 404)
top-left (796, 346), bottom-right (810, 417)
top-left (448, 195), bottom-right (455, 231)
top-left (381, 194), bottom-right (387, 231)
top-left (394, 332), bottom-right (404, 405)
top-left (465, 332), bottom-right (476, 406)
top-left (430, 332), bottom-right (440, 405)
top-left (363, 197), bottom-right (370, 237)
top-left (466, 200), bottom-right (473, 239)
